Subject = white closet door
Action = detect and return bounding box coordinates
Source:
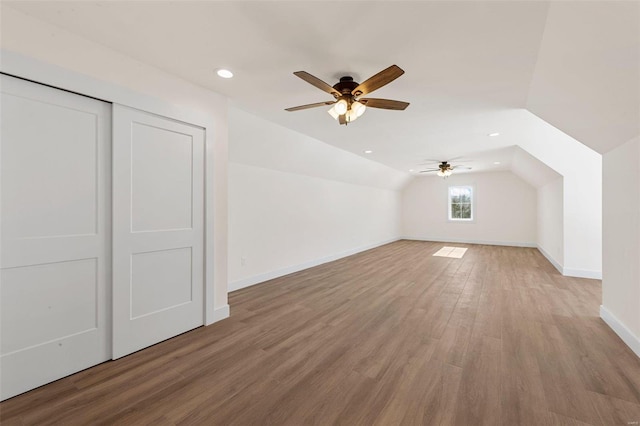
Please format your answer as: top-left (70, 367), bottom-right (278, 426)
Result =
top-left (0, 75), bottom-right (111, 400)
top-left (112, 105), bottom-right (204, 359)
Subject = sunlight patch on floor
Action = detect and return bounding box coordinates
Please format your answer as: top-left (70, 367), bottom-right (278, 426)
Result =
top-left (433, 246), bottom-right (468, 258)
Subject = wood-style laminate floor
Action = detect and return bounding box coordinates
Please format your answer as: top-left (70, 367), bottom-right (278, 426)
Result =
top-left (2, 240), bottom-right (640, 425)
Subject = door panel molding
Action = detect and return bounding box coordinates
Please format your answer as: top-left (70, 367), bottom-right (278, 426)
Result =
top-left (112, 104), bottom-right (204, 359)
top-left (0, 75), bottom-right (111, 401)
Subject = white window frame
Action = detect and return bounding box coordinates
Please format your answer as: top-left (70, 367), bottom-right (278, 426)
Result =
top-left (448, 185), bottom-right (475, 222)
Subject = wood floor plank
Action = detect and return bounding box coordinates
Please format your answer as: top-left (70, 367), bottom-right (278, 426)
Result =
top-left (2, 240), bottom-right (638, 425)
top-left (536, 322), bottom-right (603, 425)
top-left (453, 334), bottom-right (502, 425)
top-left (372, 356), bottom-right (443, 426)
top-left (430, 324), bottom-right (472, 367)
top-left (590, 390), bottom-right (640, 425)
top-left (501, 314), bottom-right (552, 425)
top-left (419, 362), bottom-right (464, 425)
top-left (554, 315), bottom-right (640, 405)
top-left (549, 412), bottom-right (597, 426)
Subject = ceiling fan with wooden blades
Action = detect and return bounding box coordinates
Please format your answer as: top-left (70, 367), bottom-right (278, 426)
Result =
top-left (419, 161), bottom-right (472, 178)
top-left (285, 65), bottom-right (410, 125)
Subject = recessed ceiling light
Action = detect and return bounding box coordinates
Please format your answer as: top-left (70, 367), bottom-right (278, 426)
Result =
top-left (409, 169), bottom-right (414, 172)
top-left (488, 132), bottom-right (500, 137)
top-left (216, 69), bottom-right (234, 79)
top-left (364, 150), bottom-right (373, 154)
top-left (494, 161), bottom-right (501, 165)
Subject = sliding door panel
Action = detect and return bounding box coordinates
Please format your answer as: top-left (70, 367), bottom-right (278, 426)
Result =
top-left (112, 105), bottom-right (204, 359)
top-left (0, 75), bottom-right (111, 400)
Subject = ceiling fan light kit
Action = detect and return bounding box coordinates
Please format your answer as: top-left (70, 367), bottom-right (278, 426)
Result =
top-left (328, 99), bottom-right (367, 123)
top-left (420, 161), bottom-right (471, 178)
top-left (285, 65), bottom-right (409, 125)
top-left (334, 98), bottom-right (348, 115)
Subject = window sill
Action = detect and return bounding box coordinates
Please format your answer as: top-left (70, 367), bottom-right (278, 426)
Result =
top-left (448, 218), bottom-right (475, 224)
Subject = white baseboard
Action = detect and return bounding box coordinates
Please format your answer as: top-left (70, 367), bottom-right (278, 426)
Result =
top-left (562, 267), bottom-right (602, 280)
top-left (600, 305), bottom-right (640, 359)
top-left (537, 245), bottom-right (564, 274)
top-left (229, 238), bottom-right (401, 292)
top-left (535, 246), bottom-right (602, 280)
top-left (206, 304), bottom-right (230, 325)
top-left (402, 236), bottom-right (537, 248)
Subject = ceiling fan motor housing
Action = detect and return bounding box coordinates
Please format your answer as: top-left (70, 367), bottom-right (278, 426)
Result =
top-left (333, 76), bottom-right (360, 97)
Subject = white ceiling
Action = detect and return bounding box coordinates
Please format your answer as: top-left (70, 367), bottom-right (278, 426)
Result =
top-left (5, 1), bottom-right (638, 175)
top-left (527, 2), bottom-right (640, 154)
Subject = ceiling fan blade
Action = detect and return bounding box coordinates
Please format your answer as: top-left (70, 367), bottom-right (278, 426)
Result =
top-left (293, 71), bottom-right (341, 98)
top-left (452, 166), bottom-right (472, 170)
top-left (419, 169), bottom-right (439, 173)
top-left (422, 156), bottom-right (466, 164)
top-left (359, 98), bottom-right (410, 110)
top-left (338, 114), bottom-right (347, 125)
top-left (352, 65), bottom-right (405, 97)
top-left (285, 101), bottom-right (335, 112)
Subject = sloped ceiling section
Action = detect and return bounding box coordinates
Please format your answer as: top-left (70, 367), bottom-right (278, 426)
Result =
top-left (413, 145), bottom-right (562, 189)
top-left (229, 108), bottom-right (411, 191)
top-left (510, 146), bottom-right (561, 188)
top-left (2, 1), bottom-right (637, 167)
top-left (527, 2), bottom-right (640, 154)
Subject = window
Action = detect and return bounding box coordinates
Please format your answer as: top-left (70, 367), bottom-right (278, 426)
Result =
top-left (448, 186), bottom-right (473, 221)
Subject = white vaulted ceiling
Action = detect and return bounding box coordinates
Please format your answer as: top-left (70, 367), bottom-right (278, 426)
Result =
top-left (3, 1), bottom-right (638, 176)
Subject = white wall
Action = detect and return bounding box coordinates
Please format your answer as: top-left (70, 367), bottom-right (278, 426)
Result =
top-left (601, 137), bottom-right (640, 357)
top-left (402, 171), bottom-right (537, 247)
top-left (0, 7), bottom-right (229, 317)
top-left (516, 110), bottom-right (602, 278)
top-left (228, 163), bottom-right (401, 290)
top-left (537, 178), bottom-right (564, 270)
top-left (228, 108), bottom-right (408, 291)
